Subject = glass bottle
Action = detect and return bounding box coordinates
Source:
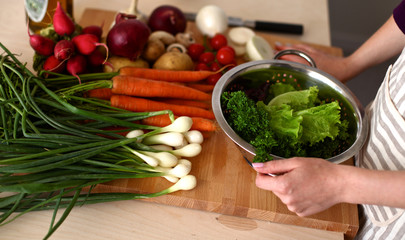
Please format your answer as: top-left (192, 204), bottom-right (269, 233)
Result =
top-left (25, 0), bottom-right (73, 33)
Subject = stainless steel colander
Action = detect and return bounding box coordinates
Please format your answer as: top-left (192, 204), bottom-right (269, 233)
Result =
top-left (212, 50), bottom-right (369, 164)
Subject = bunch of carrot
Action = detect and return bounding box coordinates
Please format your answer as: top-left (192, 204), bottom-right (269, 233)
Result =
top-left (87, 67), bottom-right (220, 134)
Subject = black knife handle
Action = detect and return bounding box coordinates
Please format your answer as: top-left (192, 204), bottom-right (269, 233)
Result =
top-left (255, 21), bottom-right (303, 35)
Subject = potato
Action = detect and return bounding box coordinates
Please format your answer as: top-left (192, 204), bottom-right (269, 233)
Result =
top-left (103, 56), bottom-right (149, 73)
top-left (153, 52), bottom-right (194, 71)
top-left (142, 40), bottom-right (165, 62)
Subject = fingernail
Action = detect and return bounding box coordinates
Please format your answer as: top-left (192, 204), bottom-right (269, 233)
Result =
top-left (252, 162), bottom-right (264, 168)
top-left (274, 41), bottom-right (282, 46)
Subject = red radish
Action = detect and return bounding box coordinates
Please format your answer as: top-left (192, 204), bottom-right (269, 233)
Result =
top-left (53, 2), bottom-right (75, 36)
top-left (54, 39), bottom-right (75, 60)
top-left (67, 54), bottom-right (87, 84)
top-left (42, 55), bottom-right (66, 77)
top-left (87, 48), bottom-right (113, 69)
top-left (72, 34), bottom-right (109, 56)
top-left (82, 24), bottom-right (103, 41)
top-left (87, 48), bottom-right (105, 66)
top-left (27, 25), bottom-right (55, 56)
top-left (106, 13), bottom-right (150, 60)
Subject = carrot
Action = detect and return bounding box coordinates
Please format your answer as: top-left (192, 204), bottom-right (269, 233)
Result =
top-left (155, 98), bottom-right (212, 110)
top-left (118, 67), bottom-right (223, 82)
top-left (86, 88), bottom-right (112, 100)
top-left (111, 75), bottom-right (211, 100)
top-left (141, 115), bottom-right (217, 132)
top-left (110, 95), bottom-right (215, 119)
top-left (185, 83), bottom-right (215, 92)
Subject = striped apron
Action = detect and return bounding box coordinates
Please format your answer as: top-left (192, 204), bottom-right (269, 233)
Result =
top-left (355, 47), bottom-right (405, 239)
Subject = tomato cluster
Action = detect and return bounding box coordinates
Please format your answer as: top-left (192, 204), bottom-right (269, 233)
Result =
top-left (187, 33), bottom-right (236, 85)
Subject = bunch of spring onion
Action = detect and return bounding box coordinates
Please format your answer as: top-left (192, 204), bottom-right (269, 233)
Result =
top-left (0, 42), bottom-right (200, 239)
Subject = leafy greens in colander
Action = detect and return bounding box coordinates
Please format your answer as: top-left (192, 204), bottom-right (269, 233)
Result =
top-left (221, 84), bottom-right (351, 162)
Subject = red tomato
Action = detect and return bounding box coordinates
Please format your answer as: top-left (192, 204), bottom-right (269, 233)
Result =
top-left (210, 62), bottom-right (222, 72)
top-left (187, 43), bottom-right (205, 61)
top-left (206, 72), bottom-right (222, 85)
top-left (221, 45), bottom-right (236, 55)
top-left (195, 62), bottom-right (210, 71)
top-left (216, 47), bottom-right (235, 65)
top-left (210, 33), bottom-right (227, 50)
top-left (198, 52), bottom-right (215, 64)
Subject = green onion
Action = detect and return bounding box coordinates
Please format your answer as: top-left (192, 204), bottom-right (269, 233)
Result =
top-left (0, 42), bottom-right (199, 239)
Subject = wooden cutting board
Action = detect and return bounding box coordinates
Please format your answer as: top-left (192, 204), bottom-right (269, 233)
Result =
top-left (79, 8), bottom-right (358, 239)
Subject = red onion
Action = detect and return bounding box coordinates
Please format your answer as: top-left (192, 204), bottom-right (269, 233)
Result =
top-left (148, 5), bottom-right (186, 35)
top-left (106, 13), bottom-right (151, 60)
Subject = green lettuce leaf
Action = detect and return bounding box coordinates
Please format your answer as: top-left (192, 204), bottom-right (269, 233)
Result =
top-left (295, 101), bottom-right (342, 145)
top-left (268, 86), bottom-right (319, 110)
top-left (269, 82), bottom-right (296, 98)
top-left (259, 102), bottom-right (302, 140)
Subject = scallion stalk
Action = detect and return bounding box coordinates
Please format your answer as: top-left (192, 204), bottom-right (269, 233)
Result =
top-left (0, 42), bottom-right (200, 239)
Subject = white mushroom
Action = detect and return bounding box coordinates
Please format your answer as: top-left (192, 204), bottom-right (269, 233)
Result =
top-left (148, 31), bottom-right (176, 45)
top-left (166, 43), bottom-right (187, 53)
top-left (175, 32), bottom-right (196, 48)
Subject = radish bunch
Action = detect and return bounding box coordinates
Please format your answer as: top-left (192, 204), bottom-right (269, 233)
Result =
top-left (29, 2), bottom-right (109, 82)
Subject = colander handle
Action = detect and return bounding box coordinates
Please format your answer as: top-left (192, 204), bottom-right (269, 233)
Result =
top-left (273, 49), bottom-right (317, 68)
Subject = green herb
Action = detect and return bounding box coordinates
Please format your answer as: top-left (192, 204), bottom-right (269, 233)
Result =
top-left (221, 91), bottom-right (277, 162)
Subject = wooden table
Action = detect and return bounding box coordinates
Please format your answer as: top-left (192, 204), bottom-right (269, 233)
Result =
top-left (0, 1), bottom-right (353, 240)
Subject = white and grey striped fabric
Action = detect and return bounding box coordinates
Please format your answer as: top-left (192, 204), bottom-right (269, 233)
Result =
top-left (355, 47), bottom-right (405, 239)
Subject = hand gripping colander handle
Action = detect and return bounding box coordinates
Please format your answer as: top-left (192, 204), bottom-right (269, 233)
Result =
top-left (273, 49), bottom-right (317, 68)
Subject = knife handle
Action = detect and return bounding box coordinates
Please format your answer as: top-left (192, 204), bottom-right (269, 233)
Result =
top-left (255, 21), bottom-right (303, 35)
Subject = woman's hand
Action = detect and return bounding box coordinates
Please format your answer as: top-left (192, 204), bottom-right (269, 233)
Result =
top-left (253, 157), bottom-right (345, 217)
top-left (275, 44), bottom-right (352, 83)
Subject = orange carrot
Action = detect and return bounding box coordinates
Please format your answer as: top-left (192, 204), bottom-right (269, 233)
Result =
top-left (140, 115), bottom-right (217, 132)
top-left (154, 98), bottom-right (212, 110)
top-left (111, 76), bottom-right (211, 101)
top-left (86, 88), bottom-right (112, 100)
top-left (110, 95), bottom-right (215, 119)
top-left (185, 83), bottom-right (215, 92)
top-left (118, 67), bottom-right (222, 82)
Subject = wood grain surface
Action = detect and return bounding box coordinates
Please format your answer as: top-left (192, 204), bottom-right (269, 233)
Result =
top-left (80, 8), bottom-right (357, 239)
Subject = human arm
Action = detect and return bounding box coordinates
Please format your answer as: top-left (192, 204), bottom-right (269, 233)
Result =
top-left (276, 15), bottom-right (405, 83)
top-left (253, 157), bottom-right (405, 217)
